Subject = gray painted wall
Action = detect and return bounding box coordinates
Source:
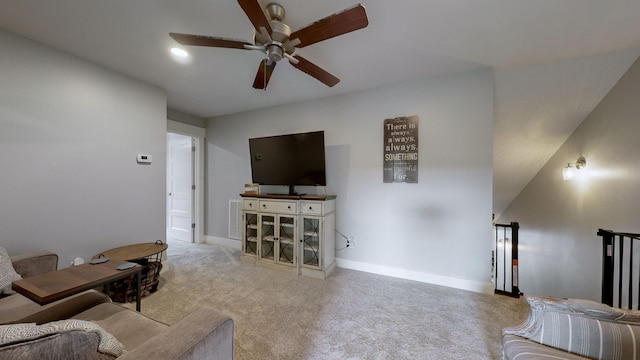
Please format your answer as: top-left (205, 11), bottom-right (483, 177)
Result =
top-left (0, 30), bottom-right (167, 267)
top-left (206, 68), bottom-right (495, 292)
top-left (498, 56), bottom-right (640, 301)
top-left (167, 108), bottom-right (206, 128)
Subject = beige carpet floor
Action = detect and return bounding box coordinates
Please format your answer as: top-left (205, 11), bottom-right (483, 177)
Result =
top-left (123, 240), bottom-right (529, 359)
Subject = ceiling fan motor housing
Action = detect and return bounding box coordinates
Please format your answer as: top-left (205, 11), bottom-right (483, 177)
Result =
top-left (268, 21), bottom-right (291, 43)
top-left (265, 20), bottom-right (291, 62)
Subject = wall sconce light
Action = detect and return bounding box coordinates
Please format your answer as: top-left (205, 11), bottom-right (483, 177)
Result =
top-left (562, 156), bottom-right (586, 180)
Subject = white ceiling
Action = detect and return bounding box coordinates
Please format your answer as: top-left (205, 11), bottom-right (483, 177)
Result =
top-left (1, 0), bottom-right (640, 217)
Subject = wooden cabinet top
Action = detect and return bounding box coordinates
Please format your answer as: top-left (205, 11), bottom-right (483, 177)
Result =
top-left (240, 193), bottom-right (336, 200)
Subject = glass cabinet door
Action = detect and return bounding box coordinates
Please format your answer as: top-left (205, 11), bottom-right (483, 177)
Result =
top-left (259, 214), bottom-right (276, 261)
top-left (301, 217), bottom-right (321, 269)
top-left (277, 215), bottom-right (296, 266)
top-left (243, 212), bottom-right (258, 256)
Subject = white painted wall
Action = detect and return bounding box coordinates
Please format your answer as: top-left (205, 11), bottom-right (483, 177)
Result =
top-left (0, 30), bottom-right (167, 266)
top-left (206, 68), bottom-right (495, 292)
top-left (498, 56), bottom-right (640, 301)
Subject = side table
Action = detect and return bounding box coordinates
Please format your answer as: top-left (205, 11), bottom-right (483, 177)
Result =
top-left (93, 241), bottom-right (168, 303)
top-left (13, 259), bottom-right (143, 311)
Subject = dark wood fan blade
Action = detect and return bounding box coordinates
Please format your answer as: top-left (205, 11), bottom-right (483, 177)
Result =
top-left (170, 33), bottom-right (251, 49)
top-left (253, 59), bottom-right (277, 90)
top-left (238, 0), bottom-right (272, 34)
top-left (290, 55), bottom-right (340, 87)
top-left (289, 4), bottom-right (368, 48)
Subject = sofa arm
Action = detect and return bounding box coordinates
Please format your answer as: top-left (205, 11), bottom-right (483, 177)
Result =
top-left (17, 290), bottom-right (112, 325)
top-left (117, 307), bottom-right (234, 360)
top-left (1, 290), bottom-right (112, 325)
top-left (11, 251), bottom-right (58, 278)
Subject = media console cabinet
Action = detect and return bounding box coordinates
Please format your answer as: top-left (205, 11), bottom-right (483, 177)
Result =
top-left (240, 193), bottom-right (336, 279)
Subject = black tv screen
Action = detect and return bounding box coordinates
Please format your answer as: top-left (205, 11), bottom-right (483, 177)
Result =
top-left (249, 131), bottom-right (326, 189)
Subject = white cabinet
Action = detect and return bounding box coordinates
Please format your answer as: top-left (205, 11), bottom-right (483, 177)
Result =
top-left (242, 210), bottom-right (258, 257)
top-left (241, 195), bottom-right (336, 279)
top-left (299, 200), bottom-right (335, 278)
top-left (258, 213), bottom-right (296, 267)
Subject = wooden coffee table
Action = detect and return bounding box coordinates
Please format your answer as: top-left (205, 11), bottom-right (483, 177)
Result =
top-left (93, 241), bottom-right (168, 262)
top-left (12, 259), bottom-right (143, 311)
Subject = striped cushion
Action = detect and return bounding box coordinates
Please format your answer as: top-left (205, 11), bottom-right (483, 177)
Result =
top-left (504, 294), bottom-right (640, 360)
top-left (503, 334), bottom-right (589, 360)
top-left (534, 311), bottom-right (640, 359)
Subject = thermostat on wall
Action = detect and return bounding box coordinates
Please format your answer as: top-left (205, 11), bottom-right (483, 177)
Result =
top-left (137, 154), bottom-right (152, 164)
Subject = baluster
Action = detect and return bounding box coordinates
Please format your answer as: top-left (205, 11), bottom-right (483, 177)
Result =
top-left (619, 234), bottom-right (624, 309)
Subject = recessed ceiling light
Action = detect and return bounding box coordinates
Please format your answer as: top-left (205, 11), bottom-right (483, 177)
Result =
top-left (170, 47), bottom-right (189, 58)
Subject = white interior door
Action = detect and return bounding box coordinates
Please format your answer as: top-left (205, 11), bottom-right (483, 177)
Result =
top-left (167, 133), bottom-right (193, 242)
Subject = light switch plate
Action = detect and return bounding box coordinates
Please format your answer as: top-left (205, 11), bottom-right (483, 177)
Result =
top-left (137, 154), bottom-right (152, 164)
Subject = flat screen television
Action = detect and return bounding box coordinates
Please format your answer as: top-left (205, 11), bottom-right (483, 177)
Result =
top-left (249, 130), bottom-right (326, 195)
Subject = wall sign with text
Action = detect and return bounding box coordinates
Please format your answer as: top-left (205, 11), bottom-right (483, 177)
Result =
top-left (383, 115), bottom-right (419, 183)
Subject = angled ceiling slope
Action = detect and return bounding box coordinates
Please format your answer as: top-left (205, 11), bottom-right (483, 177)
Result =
top-left (493, 49), bottom-right (640, 217)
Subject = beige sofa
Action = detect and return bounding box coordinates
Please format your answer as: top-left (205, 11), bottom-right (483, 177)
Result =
top-left (503, 294), bottom-right (640, 360)
top-left (1, 251), bottom-right (112, 325)
top-left (0, 250), bottom-right (234, 359)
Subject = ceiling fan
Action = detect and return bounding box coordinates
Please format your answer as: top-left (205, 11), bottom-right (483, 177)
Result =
top-left (169, 0), bottom-right (369, 90)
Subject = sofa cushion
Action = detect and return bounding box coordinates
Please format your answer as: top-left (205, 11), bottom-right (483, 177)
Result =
top-left (115, 307), bottom-right (235, 360)
top-left (73, 302), bottom-right (169, 350)
top-left (0, 330), bottom-right (110, 360)
top-left (0, 246), bottom-right (21, 295)
top-left (567, 297), bottom-right (640, 324)
top-left (503, 334), bottom-right (588, 360)
top-left (0, 319), bottom-right (126, 358)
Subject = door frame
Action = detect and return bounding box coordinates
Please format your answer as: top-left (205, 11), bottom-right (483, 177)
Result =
top-left (167, 120), bottom-right (205, 243)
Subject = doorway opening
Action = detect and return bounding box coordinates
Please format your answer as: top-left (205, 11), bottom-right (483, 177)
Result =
top-left (166, 120), bottom-right (205, 244)
top-left (167, 133), bottom-right (194, 242)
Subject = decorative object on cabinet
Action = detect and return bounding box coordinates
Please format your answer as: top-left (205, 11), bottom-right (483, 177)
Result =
top-left (244, 183), bottom-right (260, 195)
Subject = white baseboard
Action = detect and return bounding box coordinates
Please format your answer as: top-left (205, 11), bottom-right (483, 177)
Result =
top-left (336, 257), bottom-right (494, 295)
top-left (204, 236), bottom-right (242, 250)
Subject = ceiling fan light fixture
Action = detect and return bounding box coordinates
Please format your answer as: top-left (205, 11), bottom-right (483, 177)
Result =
top-left (267, 44), bottom-right (283, 62)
